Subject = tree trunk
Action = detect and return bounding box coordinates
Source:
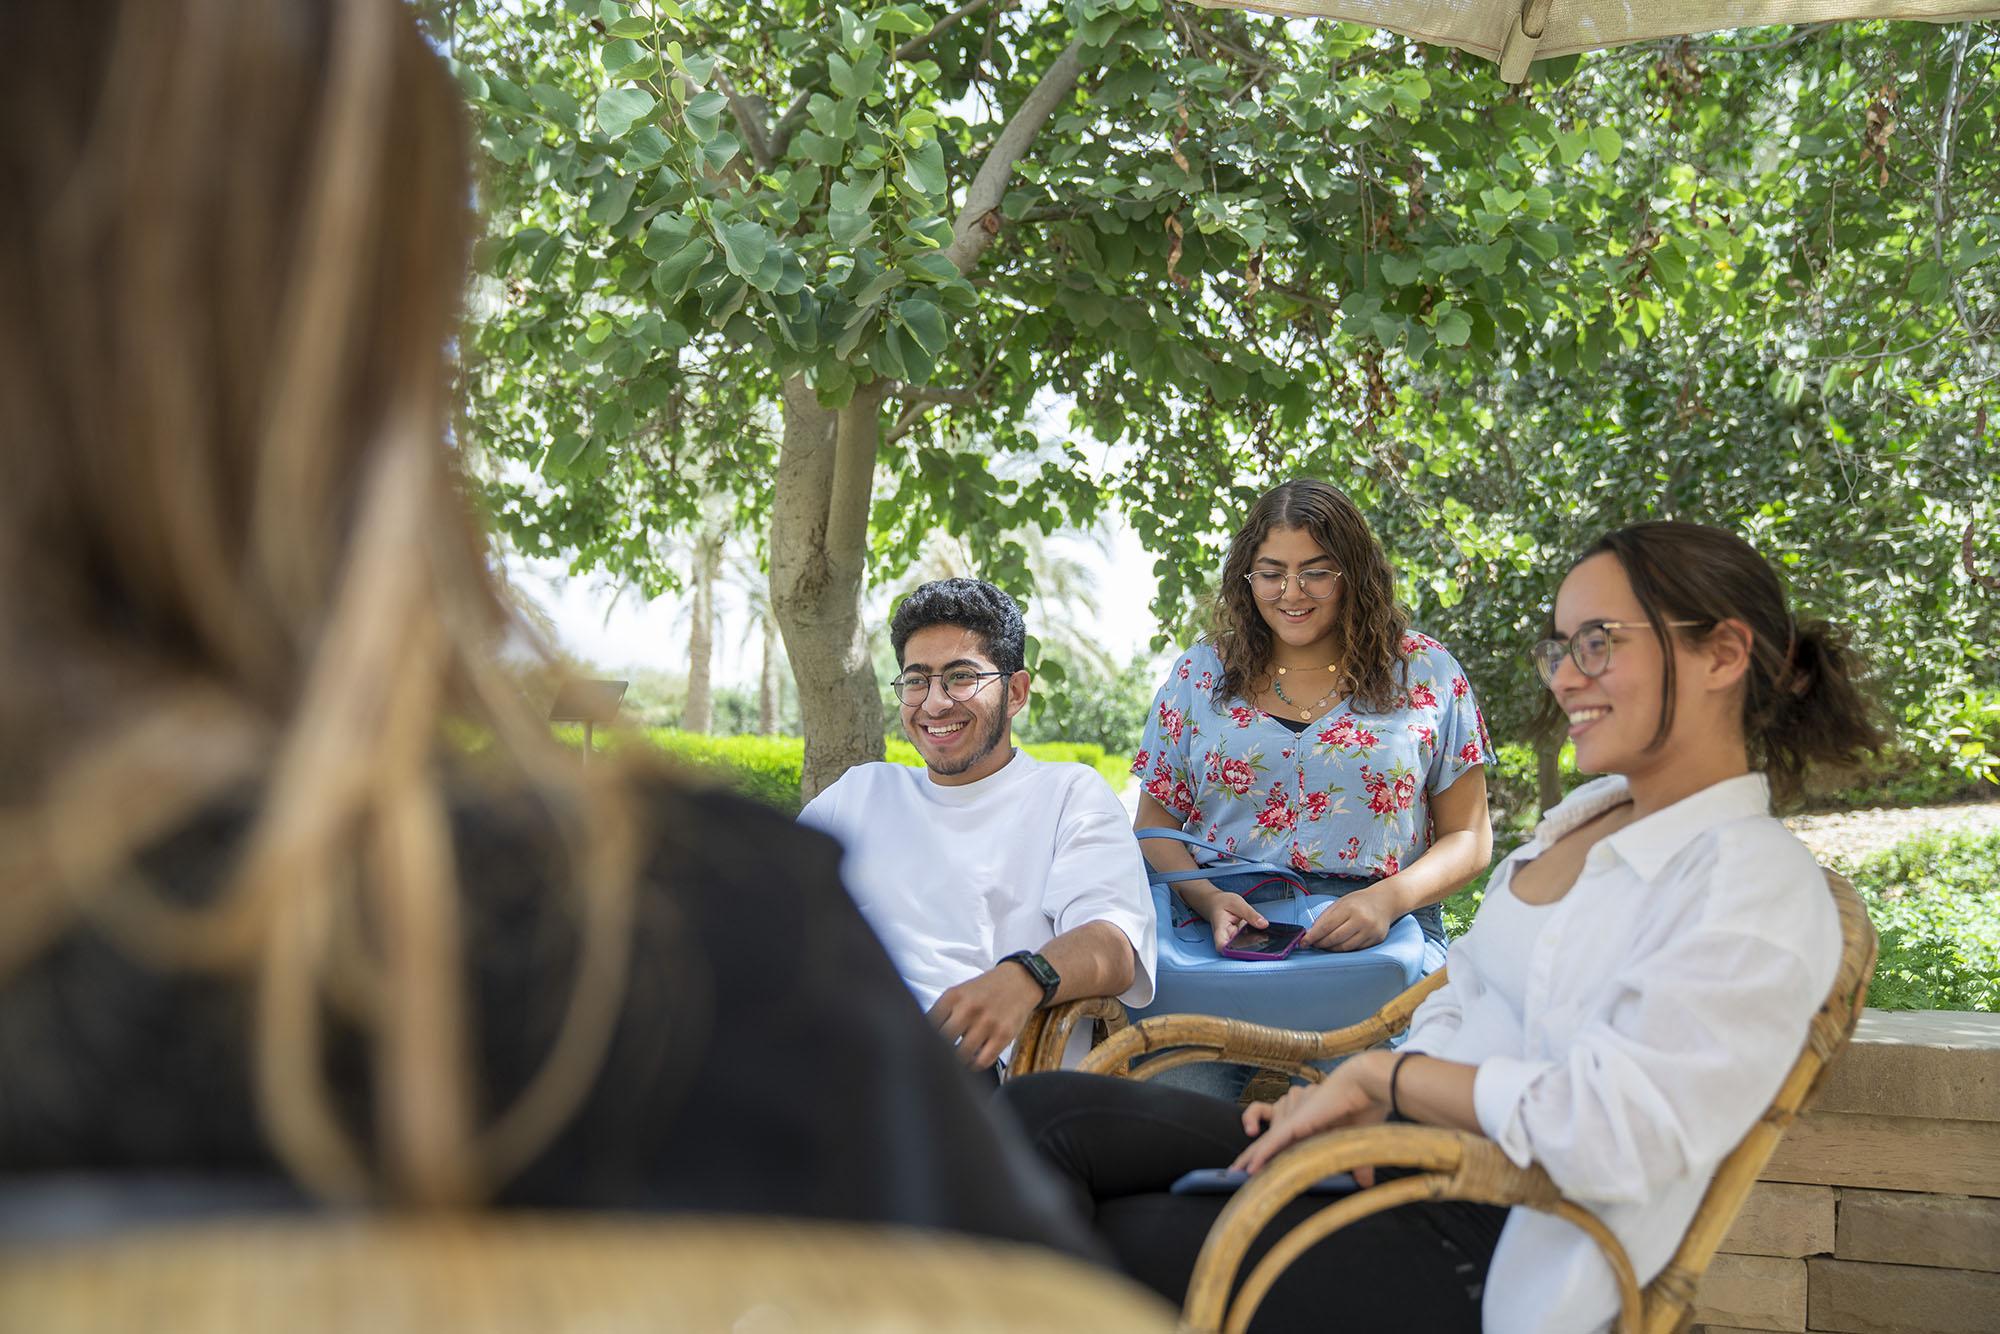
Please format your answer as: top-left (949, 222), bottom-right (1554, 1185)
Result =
top-left (758, 613), bottom-right (782, 735)
top-left (678, 533), bottom-right (721, 733)
top-left (1536, 734), bottom-right (1563, 813)
top-left (770, 376), bottom-right (888, 801)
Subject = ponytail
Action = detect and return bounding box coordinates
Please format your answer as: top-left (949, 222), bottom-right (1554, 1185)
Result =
top-left (1753, 616), bottom-right (1885, 804)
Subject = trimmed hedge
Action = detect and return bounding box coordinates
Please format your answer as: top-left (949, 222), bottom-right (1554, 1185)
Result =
top-left (643, 730), bottom-right (1128, 814)
top-left (1443, 826), bottom-right (2000, 1013)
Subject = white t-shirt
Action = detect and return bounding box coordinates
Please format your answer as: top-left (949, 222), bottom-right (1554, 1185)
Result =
top-left (799, 750), bottom-right (1157, 1015)
top-left (1406, 773), bottom-right (1840, 1334)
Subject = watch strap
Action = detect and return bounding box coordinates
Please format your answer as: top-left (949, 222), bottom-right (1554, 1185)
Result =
top-left (1000, 950), bottom-right (1061, 1009)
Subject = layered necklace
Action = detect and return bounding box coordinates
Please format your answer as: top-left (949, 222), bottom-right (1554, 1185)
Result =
top-left (1270, 660), bottom-right (1342, 721)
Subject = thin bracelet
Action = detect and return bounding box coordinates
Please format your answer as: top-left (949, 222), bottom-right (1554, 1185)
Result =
top-left (1388, 1052), bottom-right (1414, 1120)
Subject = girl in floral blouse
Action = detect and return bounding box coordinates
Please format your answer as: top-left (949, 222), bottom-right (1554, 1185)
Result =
top-left (1133, 479), bottom-right (1494, 974)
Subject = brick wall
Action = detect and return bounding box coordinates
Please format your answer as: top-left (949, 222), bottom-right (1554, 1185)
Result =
top-left (1692, 1010), bottom-right (2000, 1334)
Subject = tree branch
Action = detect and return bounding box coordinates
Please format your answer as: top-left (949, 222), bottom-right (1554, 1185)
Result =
top-left (768, 90), bottom-right (814, 161)
top-left (884, 385), bottom-right (979, 445)
top-left (713, 70), bottom-right (773, 170)
top-left (891, 383), bottom-right (979, 407)
top-left (1933, 24), bottom-right (1993, 375)
top-left (943, 33), bottom-right (1102, 277)
top-left (894, 0), bottom-right (1006, 62)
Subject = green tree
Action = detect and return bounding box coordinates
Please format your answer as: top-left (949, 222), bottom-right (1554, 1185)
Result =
top-left (446, 5), bottom-right (1994, 798)
top-left (446, 0), bottom-right (1734, 796)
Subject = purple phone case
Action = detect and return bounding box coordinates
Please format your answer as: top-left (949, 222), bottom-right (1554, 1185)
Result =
top-left (1218, 921), bottom-right (1306, 961)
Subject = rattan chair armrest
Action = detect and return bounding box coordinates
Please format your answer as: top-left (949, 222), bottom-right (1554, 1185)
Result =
top-left (1075, 970), bottom-right (1452, 1081)
top-left (1010, 997), bottom-right (1130, 1076)
top-left (1075, 1013), bottom-right (1330, 1080)
top-left (1182, 1124), bottom-right (1641, 1334)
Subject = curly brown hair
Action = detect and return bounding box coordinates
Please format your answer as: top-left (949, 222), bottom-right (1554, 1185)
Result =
top-left (1209, 480), bottom-right (1411, 714)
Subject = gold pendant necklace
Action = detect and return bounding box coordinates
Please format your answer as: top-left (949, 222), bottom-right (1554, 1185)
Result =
top-left (1271, 662), bottom-right (1341, 721)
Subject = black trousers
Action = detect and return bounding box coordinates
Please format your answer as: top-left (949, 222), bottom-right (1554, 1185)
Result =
top-left (998, 1072), bottom-right (1506, 1333)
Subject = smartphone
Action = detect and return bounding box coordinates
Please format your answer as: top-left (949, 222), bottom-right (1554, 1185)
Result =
top-left (1169, 1167), bottom-right (1359, 1197)
top-left (1219, 920), bottom-right (1307, 960)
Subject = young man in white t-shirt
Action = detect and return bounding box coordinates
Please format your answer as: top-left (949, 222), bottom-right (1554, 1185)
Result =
top-left (800, 579), bottom-right (1156, 1075)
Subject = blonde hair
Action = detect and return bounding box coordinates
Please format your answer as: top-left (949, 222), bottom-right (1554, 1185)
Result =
top-left (0, 0), bottom-right (640, 1205)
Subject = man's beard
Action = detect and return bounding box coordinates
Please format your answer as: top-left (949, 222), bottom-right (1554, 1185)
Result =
top-left (916, 699), bottom-right (1011, 777)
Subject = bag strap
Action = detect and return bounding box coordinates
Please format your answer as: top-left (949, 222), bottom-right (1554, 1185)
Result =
top-left (1136, 826), bottom-right (1294, 887)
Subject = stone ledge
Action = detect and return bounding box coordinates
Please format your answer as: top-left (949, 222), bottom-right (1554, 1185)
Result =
top-left (1694, 1254), bottom-right (1807, 1332)
top-left (1762, 1112), bottom-right (2000, 1198)
top-left (1836, 1190), bottom-right (2000, 1273)
top-left (1813, 1010), bottom-right (2000, 1123)
top-left (1723, 1183), bottom-right (1836, 1258)
top-left (1807, 1257), bottom-right (2000, 1334)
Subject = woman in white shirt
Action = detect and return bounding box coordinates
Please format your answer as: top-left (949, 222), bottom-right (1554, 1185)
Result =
top-left (1000, 520), bottom-right (1884, 1333)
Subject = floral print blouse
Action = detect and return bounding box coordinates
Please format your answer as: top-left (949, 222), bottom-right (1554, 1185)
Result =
top-left (1132, 634), bottom-right (1493, 943)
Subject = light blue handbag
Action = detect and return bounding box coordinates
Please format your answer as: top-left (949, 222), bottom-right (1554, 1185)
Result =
top-left (1130, 827), bottom-right (1426, 1035)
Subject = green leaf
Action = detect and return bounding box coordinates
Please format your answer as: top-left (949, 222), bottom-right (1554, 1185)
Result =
top-left (1650, 246), bottom-right (1687, 287)
top-left (595, 87), bottom-right (655, 139)
top-left (902, 140), bottom-right (947, 199)
top-left (1591, 126), bottom-right (1623, 164)
top-left (530, 82), bottom-right (580, 123)
top-left (683, 90), bottom-right (726, 141)
top-left (1380, 252), bottom-right (1424, 285)
top-left (650, 238), bottom-right (710, 297)
top-left (895, 297), bottom-right (949, 358)
top-left (1434, 309), bottom-right (1473, 347)
top-left (874, 6), bottom-right (929, 35)
top-left (681, 53), bottom-right (717, 88)
top-left (604, 15), bottom-right (652, 37)
top-left (586, 173), bottom-right (637, 227)
top-left (643, 212), bottom-right (697, 260)
top-left (829, 171), bottom-right (884, 247)
top-left (716, 220), bottom-right (773, 280)
top-left (699, 131), bottom-right (741, 174)
top-left (1552, 128), bottom-right (1587, 166)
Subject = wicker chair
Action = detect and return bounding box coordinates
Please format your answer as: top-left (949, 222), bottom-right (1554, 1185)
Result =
top-left (1076, 869), bottom-right (1877, 1334)
top-left (0, 1213), bottom-right (1178, 1333)
top-left (1012, 995), bottom-right (1132, 1076)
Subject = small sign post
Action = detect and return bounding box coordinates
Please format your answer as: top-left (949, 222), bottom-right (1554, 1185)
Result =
top-left (547, 679), bottom-right (628, 765)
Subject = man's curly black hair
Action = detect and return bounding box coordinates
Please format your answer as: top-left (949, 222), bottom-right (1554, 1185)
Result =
top-left (889, 578), bottom-right (1027, 675)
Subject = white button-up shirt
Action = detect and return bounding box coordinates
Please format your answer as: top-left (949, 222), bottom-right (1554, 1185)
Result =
top-left (1406, 773), bottom-right (1840, 1334)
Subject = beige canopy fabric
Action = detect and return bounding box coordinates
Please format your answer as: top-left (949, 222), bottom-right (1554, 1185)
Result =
top-left (1193, 0), bottom-right (2000, 80)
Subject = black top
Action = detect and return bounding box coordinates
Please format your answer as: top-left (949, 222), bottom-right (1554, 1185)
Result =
top-left (0, 779), bottom-right (1098, 1256)
top-left (1269, 714), bottom-right (1311, 734)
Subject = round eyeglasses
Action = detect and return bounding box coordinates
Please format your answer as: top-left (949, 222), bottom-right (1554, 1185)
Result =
top-left (1244, 568), bottom-right (1341, 602)
top-left (1530, 619), bottom-right (1707, 685)
top-left (889, 668), bottom-right (1010, 706)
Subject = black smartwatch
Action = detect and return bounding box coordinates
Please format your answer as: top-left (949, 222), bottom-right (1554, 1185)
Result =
top-left (999, 950), bottom-right (1061, 1009)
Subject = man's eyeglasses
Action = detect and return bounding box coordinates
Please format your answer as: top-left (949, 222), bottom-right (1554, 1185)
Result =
top-left (1530, 619), bottom-right (1708, 685)
top-left (1244, 568), bottom-right (1341, 602)
top-left (890, 669), bottom-right (1011, 706)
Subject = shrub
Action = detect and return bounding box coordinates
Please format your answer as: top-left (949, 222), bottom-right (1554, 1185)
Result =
top-left (642, 730), bottom-right (809, 812)
top-left (637, 730), bottom-right (1128, 814)
top-left (1844, 830), bottom-right (2000, 1012)
top-left (1444, 828), bottom-right (1999, 1014)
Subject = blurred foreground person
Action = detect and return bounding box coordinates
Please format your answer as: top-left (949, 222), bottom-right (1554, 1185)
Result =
top-left (0, 0), bottom-right (1090, 1253)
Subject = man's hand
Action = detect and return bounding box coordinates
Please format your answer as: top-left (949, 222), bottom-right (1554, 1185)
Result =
top-left (1231, 1051), bottom-right (1392, 1177)
top-left (1303, 884), bottom-right (1401, 952)
top-left (927, 962), bottom-right (1044, 1070)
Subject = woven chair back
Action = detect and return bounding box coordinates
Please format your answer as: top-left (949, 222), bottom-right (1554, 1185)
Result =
top-left (0, 1214), bottom-right (1179, 1333)
top-left (1636, 869), bottom-right (1877, 1331)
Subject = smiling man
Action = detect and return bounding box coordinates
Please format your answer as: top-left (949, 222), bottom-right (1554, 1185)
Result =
top-left (800, 579), bottom-right (1156, 1078)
